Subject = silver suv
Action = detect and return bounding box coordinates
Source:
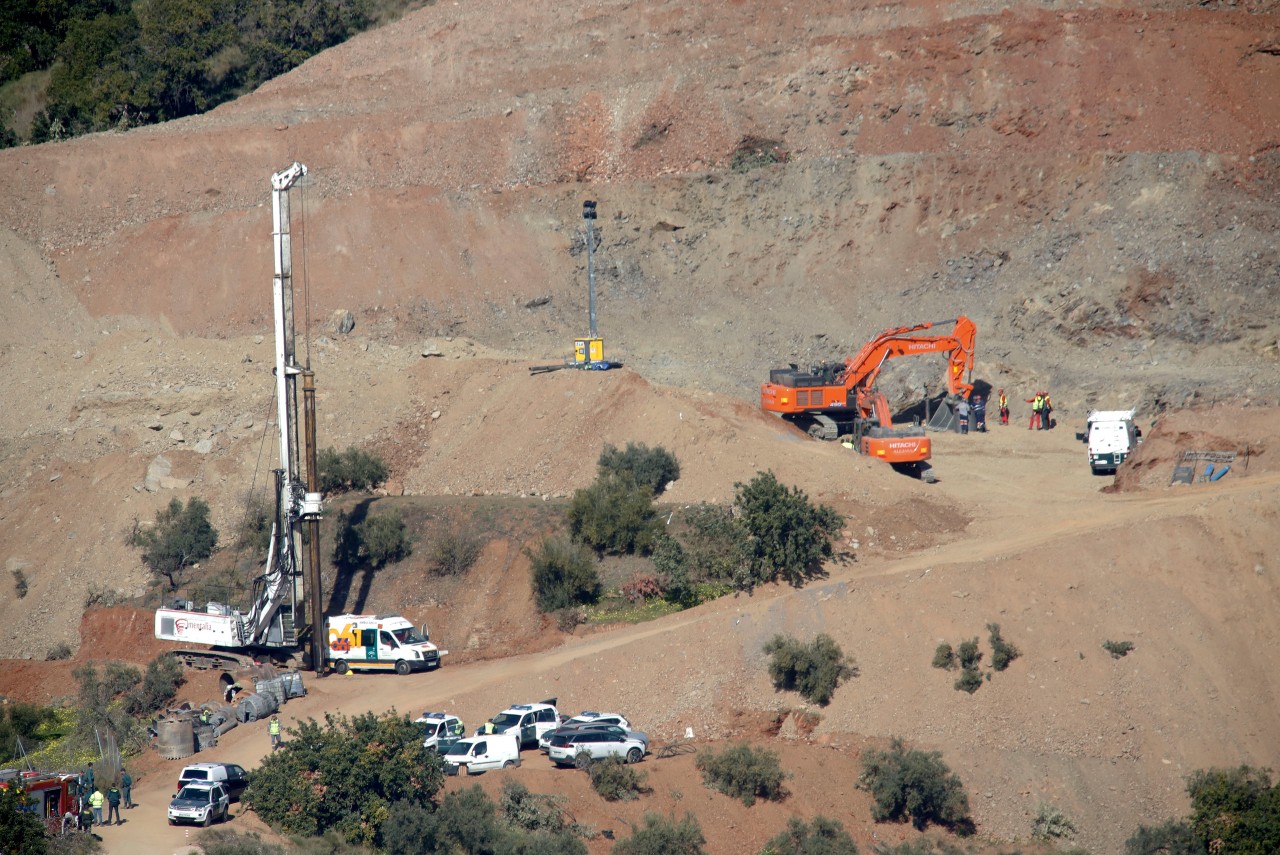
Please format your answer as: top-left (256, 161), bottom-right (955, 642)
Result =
top-left (483, 701), bottom-right (561, 750)
top-left (547, 729), bottom-right (647, 767)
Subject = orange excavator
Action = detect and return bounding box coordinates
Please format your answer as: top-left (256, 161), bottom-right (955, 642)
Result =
top-left (760, 316), bottom-right (976, 479)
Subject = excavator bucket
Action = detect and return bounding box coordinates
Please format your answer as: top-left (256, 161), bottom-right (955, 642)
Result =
top-left (926, 399), bottom-right (964, 433)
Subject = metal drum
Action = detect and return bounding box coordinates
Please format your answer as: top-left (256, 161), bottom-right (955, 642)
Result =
top-left (156, 717), bottom-right (195, 760)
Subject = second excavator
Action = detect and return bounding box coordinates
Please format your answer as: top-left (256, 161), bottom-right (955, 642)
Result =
top-left (760, 316), bottom-right (976, 480)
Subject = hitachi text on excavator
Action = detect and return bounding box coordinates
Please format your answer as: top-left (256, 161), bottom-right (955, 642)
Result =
top-left (760, 317), bottom-right (976, 481)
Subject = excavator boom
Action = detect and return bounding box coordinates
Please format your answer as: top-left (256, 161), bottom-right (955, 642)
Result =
top-left (760, 316), bottom-right (977, 468)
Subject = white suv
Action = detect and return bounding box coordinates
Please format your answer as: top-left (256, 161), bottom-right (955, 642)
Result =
top-left (538, 711), bottom-right (632, 751)
top-left (483, 701), bottom-right (561, 750)
top-left (167, 782), bottom-right (230, 826)
top-left (547, 730), bottom-right (647, 767)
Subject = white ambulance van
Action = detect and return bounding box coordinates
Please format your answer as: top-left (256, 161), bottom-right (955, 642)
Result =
top-left (325, 614), bottom-right (446, 675)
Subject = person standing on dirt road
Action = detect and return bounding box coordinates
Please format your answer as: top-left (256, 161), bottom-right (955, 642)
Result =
top-left (106, 783), bottom-right (122, 825)
top-left (1041, 392), bottom-right (1053, 430)
top-left (973, 394), bottom-right (987, 432)
top-left (955, 397), bottom-right (971, 435)
top-left (88, 788), bottom-right (104, 826)
top-left (998, 389), bottom-right (1009, 425)
top-left (120, 767), bottom-right (132, 809)
top-left (82, 762), bottom-right (94, 797)
top-left (269, 714), bottom-right (282, 750)
top-left (1027, 393), bottom-right (1043, 430)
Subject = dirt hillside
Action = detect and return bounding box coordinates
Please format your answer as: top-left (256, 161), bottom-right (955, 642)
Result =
top-left (1, 0), bottom-right (1279, 852)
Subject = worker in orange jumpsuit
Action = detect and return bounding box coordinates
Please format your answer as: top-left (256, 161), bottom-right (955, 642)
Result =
top-left (998, 389), bottom-right (1009, 425)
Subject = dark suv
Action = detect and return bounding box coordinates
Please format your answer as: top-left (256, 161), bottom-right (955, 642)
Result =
top-left (176, 762), bottom-right (250, 801)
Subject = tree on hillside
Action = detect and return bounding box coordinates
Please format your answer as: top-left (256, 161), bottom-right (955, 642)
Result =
top-left (567, 472), bottom-right (663, 555)
top-left (598, 442), bottom-right (680, 495)
top-left (129, 497), bottom-right (219, 590)
top-left (1186, 766), bottom-right (1280, 854)
top-left (0, 783), bottom-right (48, 855)
top-left (733, 471), bottom-right (844, 590)
top-left (318, 446), bottom-right (389, 494)
top-left (245, 711), bottom-right (443, 845)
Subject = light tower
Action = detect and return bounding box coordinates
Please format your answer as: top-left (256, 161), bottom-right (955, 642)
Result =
top-left (574, 199), bottom-right (605, 365)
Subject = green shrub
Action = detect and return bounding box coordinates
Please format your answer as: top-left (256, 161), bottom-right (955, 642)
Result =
top-left (49, 830), bottom-right (106, 854)
top-left (857, 738), bottom-right (972, 832)
top-left (733, 471), bottom-right (844, 590)
top-left (567, 472), bottom-right (663, 555)
top-left (428, 525), bottom-right (484, 576)
top-left (598, 442), bottom-right (680, 495)
top-left (1032, 803), bottom-right (1077, 840)
top-left (987, 623), bottom-right (1020, 672)
top-left (333, 509), bottom-right (412, 570)
top-left (586, 756), bottom-right (648, 802)
top-left (235, 494), bottom-right (274, 553)
top-left (695, 743), bottom-right (788, 806)
top-left (955, 638), bottom-right (981, 670)
top-left (0, 784), bottom-right (50, 855)
top-left (652, 507), bottom-right (749, 606)
top-left (318, 446), bottom-right (389, 494)
top-left (613, 813), bottom-right (706, 855)
top-left (125, 653), bottom-right (185, 716)
top-left (931, 643), bottom-right (956, 670)
top-left (763, 633), bottom-right (856, 706)
top-left (1123, 819), bottom-right (1206, 855)
top-left (355, 511), bottom-right (412, 568)
top-left (499, 779), bottom-right (571, 832)
top-left (1104, 640), bottom-right (1135, 659)
top-left (74, 660), bottom-right (143, 748)
top-left (1187, 765), bottom-right (1280, 854)
top-left (760, 815), bottom-right (859, 855)
top-left (0, 702), bottom-right (58, 762)
top-left (729, 136), bottom-right (787, 173)
top-left (527, 536), bottom-right (601, 612)
top-left (128, 497), bottom-right (219, 590)
top-left (12, 568), bottom-right (28, 599)
top-left (953, 667), bottom-right (983, 695)
top-left (197, 828), bottom-right (287, 855)
top-left (46, 642), bottom-right (73, 661)
top-left (245, 711), bottom-right (444, 845)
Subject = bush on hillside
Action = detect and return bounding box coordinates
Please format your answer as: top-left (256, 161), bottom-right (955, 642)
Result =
top-left (196, 828), bottom-right (286, 855)
top-left (318, 447), bottom-right (389, 494)
top-left (245, 711), bottom-right (443, 845)
top-left (585, 756), bottom-right (649, 802)
top-left (598, 442), bottom-right (680, 495)
top-left (760, 815), bottom-right (859, 855)
top-left (125, 653), bottom-right (185, 716)
top-left (695, 743), bottom-right (788, 807)
top-left (128, 497), bottom-right (219, 590)
top-left (931, 643), bottom-right (956, 670)
top-left (613, 813), bottom-right (706, 855)
top-left (427, 525), bottom-right (484, 576)
top-left (987, 623), bottom-right (1020, 672)
top-left (379, 785), bottom-right (586, 855)
top-left (857, 738), bottom-right (972, 832)
top-left (763, 633), bottom-right (857, 706)
top-left (527, 536), bottom-right (601, 613)
top-left (74, 660), bottom-right (143, 748)
top-left (1032, 803), bottom-right (1077, 840)
top-left (498, 779), bottom-right (570, 833)
top-left (567, 472), bottom-right (663, 555)
top-left (0, 784), bottom-right (49, 855)
top-left (1186, 765), bottom-right (1280, 854)
top-left (953, 668), bottom-right (983, 695)
top-left (955, 638), bottom-right (981, 670)
top-left (1123, 820), bottom-right (1206, 855)
top-left (733, 471), bottom-right (844, 590)
top-left (1104, 639), bottom-right (1135, 659)
top-left (333, 509), bottom-right (412, 570)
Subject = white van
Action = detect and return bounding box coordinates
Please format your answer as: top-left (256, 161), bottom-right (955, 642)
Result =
top-left (1079, 409), bottom-right (1141, 474)
top-left (325, 614), bottom-right (446, 675)
top-left (440, 731), bottom-right (521, 776)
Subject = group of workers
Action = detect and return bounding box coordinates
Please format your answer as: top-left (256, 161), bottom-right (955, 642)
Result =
top-left (956, 389), bottom-right (1051, 434)
top-left (61, 762), bottom-right (133, 834)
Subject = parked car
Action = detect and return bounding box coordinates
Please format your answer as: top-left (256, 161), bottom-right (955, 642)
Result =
top-left (547, 729), bottom-right (648, 767)
top-left (482, 701), bottom-right (562, 750)
top-left (415, 712), bottom-right (466, 752)
top-left (441, 731), bottom-right (522, 775)
top-left (176, 762), bottom-right (250, 801)
top-left (539, 720), bottom-right (649, 753)
top-left (167, 782), bottom-right (230, 826)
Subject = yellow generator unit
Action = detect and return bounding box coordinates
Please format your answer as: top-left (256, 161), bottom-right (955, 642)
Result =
top-left (574, 337), bottom-right (605, 364)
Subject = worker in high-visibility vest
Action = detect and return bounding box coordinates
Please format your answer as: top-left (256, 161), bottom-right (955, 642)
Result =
top-left (1026, 393), bottom-right (1044, 430)
top-left (998, 389), bottom-right (1009, 425)
top-left (88, 789), bottom-right (104, 826)
top-left (269, 714), bottom-right (282, 750)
